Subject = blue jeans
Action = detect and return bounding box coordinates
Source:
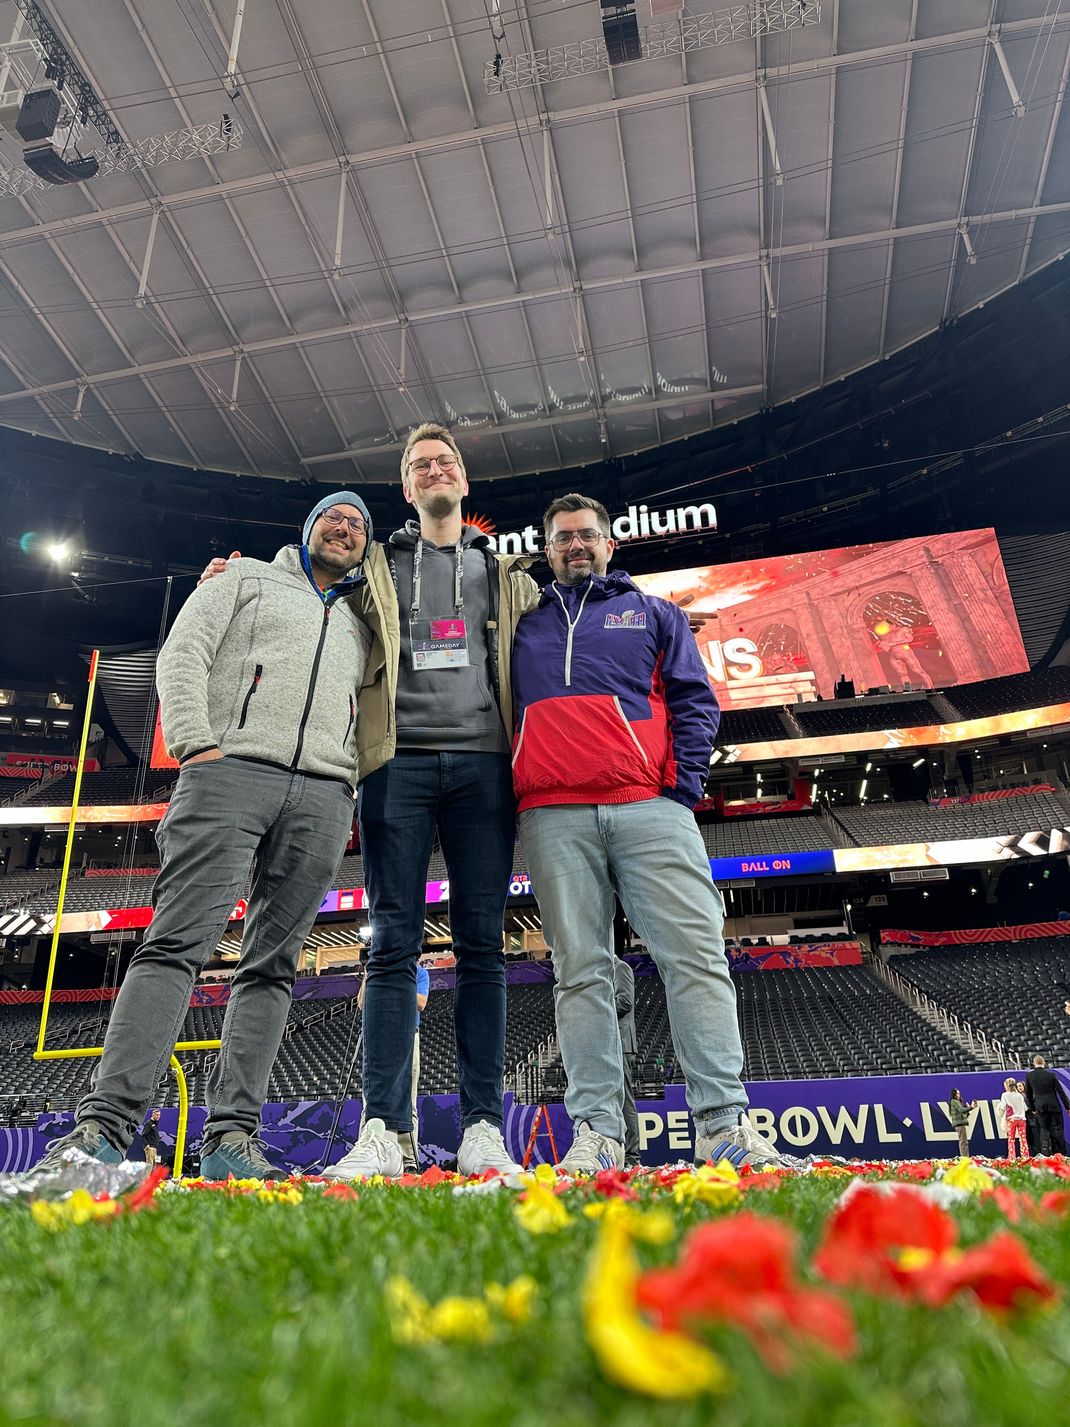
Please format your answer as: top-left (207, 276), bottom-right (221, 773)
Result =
top-left (519, 797), bottom-right (746, 1142)
top-left (358, 751), bottom-right (515, 1131)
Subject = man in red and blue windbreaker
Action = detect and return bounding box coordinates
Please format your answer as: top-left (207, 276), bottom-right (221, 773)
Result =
top-left (512, 493), bottom-right (777, 1173)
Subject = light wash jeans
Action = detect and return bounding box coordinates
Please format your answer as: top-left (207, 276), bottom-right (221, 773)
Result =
top-left (519, 797), bottom-right (746, 1142)
top-left (78, 758), bottom-right (354, 1149)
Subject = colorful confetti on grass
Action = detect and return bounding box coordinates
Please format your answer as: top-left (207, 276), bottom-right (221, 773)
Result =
top-left (2, 1156), bottom-right (1069, 1426)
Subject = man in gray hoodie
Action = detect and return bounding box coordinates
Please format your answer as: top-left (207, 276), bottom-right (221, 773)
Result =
top-left (39, 494), bottom-right (374, 1180)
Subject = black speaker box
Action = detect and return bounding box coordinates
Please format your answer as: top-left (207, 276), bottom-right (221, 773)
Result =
top-left (602, 12), bottom-right (641, 65)
top-left (16, 88), bottom-right (62, 143)
top-left (23, 144), bottom-right (100, 186)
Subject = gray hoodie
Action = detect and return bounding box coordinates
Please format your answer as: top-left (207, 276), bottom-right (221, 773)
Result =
top-left (157, 546), bottom-right (371, 788)
top-left (389, 521), bottom-right (509, 754)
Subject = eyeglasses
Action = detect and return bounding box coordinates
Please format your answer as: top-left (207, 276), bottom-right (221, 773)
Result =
top-left (548, 528), bottom-right (606, 550)
top-left (319, 507), bottom-right (367, 535)
top-left (408, 454), bottom-right (459, 477)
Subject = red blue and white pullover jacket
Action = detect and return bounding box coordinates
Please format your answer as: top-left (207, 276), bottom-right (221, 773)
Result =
top-left (510, 570), bottom-right (720, 812)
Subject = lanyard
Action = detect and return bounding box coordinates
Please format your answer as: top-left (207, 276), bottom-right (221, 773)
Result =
top-left (400, 537), bottom-right (465, 618)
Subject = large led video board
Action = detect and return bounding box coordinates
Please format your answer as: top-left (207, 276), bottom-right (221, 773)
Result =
top-left (633, 528), bottom-right (1028, 710)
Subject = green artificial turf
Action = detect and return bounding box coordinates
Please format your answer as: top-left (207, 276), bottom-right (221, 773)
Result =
top-left (1, 1169), bottom-right (1068, 1427)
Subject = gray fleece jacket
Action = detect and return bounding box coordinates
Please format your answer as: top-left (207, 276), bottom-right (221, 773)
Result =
top-left (156, 546), bottom-right (371, 788)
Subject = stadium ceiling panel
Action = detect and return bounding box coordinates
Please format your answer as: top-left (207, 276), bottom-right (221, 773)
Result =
top-left (0, 1), bottom-right (1069, 482)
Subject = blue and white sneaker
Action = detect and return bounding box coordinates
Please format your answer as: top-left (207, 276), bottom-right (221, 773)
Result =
top-left (200, 1131), bottom-right (289, 1181)
top-left (36, 1119), bottom-right (124, 1171)
top-left (557, 1121), bottom-right (624, 1174)
top-left (695, 1114), bottom-right (784, 1169)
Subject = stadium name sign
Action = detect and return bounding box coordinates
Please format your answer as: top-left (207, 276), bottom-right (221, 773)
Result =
top-left (484, 500), bottom-right (717, 554)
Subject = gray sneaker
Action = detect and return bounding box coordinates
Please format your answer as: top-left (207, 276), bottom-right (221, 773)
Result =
top-left (200, 1131), bottom-right (288, 1181)
top-left (695, 1114), bottom-right (785, 1169)
top-left (322, 1118), bottom-right (403, 1180)
top-left (36, 1119), bottom-right (124, 1172)
top-left (557, 1121), bottom-right (624, 1174)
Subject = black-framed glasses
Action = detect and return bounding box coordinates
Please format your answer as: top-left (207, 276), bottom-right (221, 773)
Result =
top-left (408, 454), bottom-right (459, 476)
top-left (548, 528), bottom-right (606, 550)
top-left (320, 507), bottom-right (367, 535)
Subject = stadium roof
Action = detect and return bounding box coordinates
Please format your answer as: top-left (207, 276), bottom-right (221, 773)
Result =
top-left (1, 0), bottom-right (1070, 484)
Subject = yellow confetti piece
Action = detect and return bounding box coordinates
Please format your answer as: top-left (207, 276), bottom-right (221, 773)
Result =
top-left (256, 1183), bottom-right (304, 1205)
top-left (385, 1274), bottom-right (535, 1345)
top-left (582, 1212), bottom-right (727, 1399)
top-left (943, 1160), bottom-right (997, 1194)
top-left (671, 1161), bottom-right (742, 1209)
top-left (30, 1189), bottom-right (120, 1231)
top-left (514, 1181), bottom-right (573, 1235)
top-left (484, 1275), bottom-right (538, 1326)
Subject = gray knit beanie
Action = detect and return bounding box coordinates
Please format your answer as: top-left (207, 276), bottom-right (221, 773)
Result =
top-left (302, 490), bottom-right (373, 547)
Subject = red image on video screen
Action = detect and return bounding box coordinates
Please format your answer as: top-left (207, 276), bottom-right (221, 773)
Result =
top-left (633, 529), bottom-right (1028, 710)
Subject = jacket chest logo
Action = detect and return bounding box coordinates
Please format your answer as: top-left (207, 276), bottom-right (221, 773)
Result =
top-left (604, 610), bottom-right (646, 629)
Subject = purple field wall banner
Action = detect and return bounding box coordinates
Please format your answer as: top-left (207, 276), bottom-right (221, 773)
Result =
top-left (10, 1068), bottom-right (1067, 1174)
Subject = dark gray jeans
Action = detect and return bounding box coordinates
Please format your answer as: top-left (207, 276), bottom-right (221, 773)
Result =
top-left (77, 757), bottom-right (353, 1149)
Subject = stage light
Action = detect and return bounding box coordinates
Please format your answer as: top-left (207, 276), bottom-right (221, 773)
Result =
top-left (48, 541), bottom-right (70, 562)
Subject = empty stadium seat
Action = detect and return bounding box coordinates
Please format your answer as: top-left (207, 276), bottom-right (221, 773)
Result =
top-left (887, 939), bottom-right (1070, 1064)
top-left (794, 699), bottom-right (939, 736)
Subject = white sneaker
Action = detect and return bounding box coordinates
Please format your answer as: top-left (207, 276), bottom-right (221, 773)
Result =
top-left (695, 1113), bottom-right (788, 1169)
top-left (456, 1120), bottom-right (522, 1176)
top-left (322, 1118), bottom-right (403, 1179)
top-left (557, 1121), bottom-right (624, 1174)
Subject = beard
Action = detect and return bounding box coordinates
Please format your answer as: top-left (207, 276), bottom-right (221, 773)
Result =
top-left (419, 490), bottom-right (458, 522)
top-left (310, 536), bottom-right (361, 577)
top-left (555, 557), bottom-right (596, 586)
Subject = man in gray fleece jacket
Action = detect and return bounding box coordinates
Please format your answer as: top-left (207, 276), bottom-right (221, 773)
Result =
top-left (40, 493), bottom-right (373, 1181)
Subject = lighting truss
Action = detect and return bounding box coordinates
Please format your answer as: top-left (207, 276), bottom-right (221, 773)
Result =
top-left (0, 118), bottom-right (244, 198)
top-left (484, 1), bottom-right (821, 93)
top-left (0, 5), bottom-right (243, 198)
top-left (10, 0), bottom-right (121, 144)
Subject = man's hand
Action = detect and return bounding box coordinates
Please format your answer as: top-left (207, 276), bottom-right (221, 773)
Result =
top-left (668, 591), bottom-right (707, 634)
top-left (183, 748), bottom-right (224, 766)
top-left (198, 551), bottom-right (241, 586)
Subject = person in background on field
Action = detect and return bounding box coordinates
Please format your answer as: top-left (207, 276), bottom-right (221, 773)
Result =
top-left (1025, 1054), bottom-right (1070, 1155)
top-left (402, 961), bottom-right (431, 1171)
top-left (1019, 1079), bottom-right (1041, 1156)
top-left (999, 1076), bottom-right (1030, 1160)
top-left (141, 1108), bottom-right (162, 1167)
top-left (945, 1087), bottom-right (973, 1158)
top-left (614, 947), bottom-right (641, 1167)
